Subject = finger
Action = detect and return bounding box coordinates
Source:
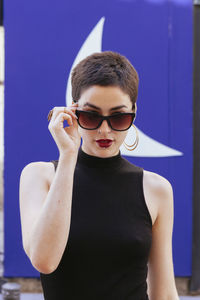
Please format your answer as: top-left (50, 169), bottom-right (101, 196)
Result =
top-left (68, 104), bottom-right (78, 109)
top-left (64, 115), bottom-right (79, 133)
top-left (54, 112), bottom-right (73, 128)
top-left (48, 106), bottom-right (77, 123)
top-left (63, 107), bottom-right (78, 119)
top-left (48, 107), bottom-right (63, 122)
top-left (69, 107), bottom-right (79, 115)
top-left (62, 112), bottom-right (79, 130)
top-left (47, 109), bottom-right (54, 122)
top-left (68, 103), bottom-right (79, 112)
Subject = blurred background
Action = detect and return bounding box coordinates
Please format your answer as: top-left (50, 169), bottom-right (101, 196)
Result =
top-left (0, 0), bottom-right (200, 298)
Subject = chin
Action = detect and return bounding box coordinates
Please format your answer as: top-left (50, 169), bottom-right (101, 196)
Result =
top-left (95, 146), bottom-right (118, 158)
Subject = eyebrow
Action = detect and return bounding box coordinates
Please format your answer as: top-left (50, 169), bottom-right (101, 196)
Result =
top-left (82, 102), bottom-right (128, 111)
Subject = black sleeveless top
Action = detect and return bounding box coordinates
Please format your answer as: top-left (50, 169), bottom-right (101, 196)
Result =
top-left (40, 147), bottom-right (152, 300)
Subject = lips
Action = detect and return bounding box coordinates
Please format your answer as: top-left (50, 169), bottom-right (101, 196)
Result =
top-left (96, 139), bottom-right (113, 148)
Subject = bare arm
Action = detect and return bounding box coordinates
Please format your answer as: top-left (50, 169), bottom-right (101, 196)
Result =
top-left (19, 104), bottom-right (81, 274)
top-left (19, 153), bottom-right (77, 274)
top-left (144, 172), bottom-right (179, 300)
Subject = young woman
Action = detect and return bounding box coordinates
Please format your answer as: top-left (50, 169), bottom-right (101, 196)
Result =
top-left (19, 51), bottom-right (179, 299)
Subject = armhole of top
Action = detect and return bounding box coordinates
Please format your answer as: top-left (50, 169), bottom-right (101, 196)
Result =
top-left (140, 168), bottom-right (153, 227)
top-left (50, 160), bottom-right (57, 172)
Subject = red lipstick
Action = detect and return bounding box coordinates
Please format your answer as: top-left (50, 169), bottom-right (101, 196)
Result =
top-left (96, 139), bottom-right (113, 148)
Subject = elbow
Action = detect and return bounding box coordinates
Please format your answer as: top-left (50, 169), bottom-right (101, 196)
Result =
top-left (32, 260), bottom-right (56, 274)
top-left (24, 245), bottom-right (57, 274)
top-left (22, 239), bottom-right (58, 274)
top-left (31, 255), bottom-right (57, 274)
top-left (148, 292), bottom-right (179, 300)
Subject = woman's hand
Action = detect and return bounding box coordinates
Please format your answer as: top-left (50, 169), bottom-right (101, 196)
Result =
top-left (47, 103), bottom-right (81, 156)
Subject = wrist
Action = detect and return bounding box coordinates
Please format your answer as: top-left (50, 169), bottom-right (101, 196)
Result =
top-left (59, 150), bottom-right (79, 163)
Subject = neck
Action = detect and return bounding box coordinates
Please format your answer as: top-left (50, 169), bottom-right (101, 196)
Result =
top-left (77, 146), bottom-right (123, 170)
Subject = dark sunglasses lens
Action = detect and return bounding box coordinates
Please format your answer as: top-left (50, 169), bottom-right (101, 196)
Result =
top-left (78, 111), bottom-right (101, 129)
top-left (110, 114), bottom-right (133, 130)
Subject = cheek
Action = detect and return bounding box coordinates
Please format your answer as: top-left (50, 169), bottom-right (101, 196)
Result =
top-left (118, 131), bottom-right (128, 142)
top-left (78, 127), bottom-right (82, 136)
top-left (78, 128), bottom-right (95, 140)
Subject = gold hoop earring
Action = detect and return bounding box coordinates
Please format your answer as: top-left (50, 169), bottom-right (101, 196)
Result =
top-left (123, 124), bottom-right (139, 151)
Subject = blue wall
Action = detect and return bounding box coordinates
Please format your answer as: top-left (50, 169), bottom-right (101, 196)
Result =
top-left (4, 0), bottom-right (193, 276)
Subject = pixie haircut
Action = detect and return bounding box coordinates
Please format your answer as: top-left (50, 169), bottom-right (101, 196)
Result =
top-left (71, 51), bottom-right (139, 110)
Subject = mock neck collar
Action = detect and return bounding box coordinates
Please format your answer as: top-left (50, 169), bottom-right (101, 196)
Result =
top-left (77, 147), bottom-right (123, 170)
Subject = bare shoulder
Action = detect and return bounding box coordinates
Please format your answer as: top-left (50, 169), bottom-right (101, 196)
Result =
top-left (143, 170), bottom-right (172, 192)
top-left (19, 161), bottom-right (56, 257)
top-left (20, 160), bottom-right (56, 188)
top-left (142, 170), bottom-right (173, 226)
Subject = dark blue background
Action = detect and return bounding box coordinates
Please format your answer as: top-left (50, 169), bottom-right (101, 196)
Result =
top-left (4, 0), bottom-right (193, 276)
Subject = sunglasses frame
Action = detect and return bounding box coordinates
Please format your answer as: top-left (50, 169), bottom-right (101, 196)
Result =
top-left (75, 110), bottom-right (136, 131)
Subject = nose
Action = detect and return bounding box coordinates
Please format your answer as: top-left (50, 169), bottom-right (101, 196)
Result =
top-left (99, 119), bottom-right (111, 132)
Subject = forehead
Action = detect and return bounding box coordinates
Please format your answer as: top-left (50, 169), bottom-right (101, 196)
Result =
top-left (78, 85), bottom-right (132, 110)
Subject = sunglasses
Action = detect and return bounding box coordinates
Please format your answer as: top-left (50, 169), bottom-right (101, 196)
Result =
top-left (75, 110), bottom-right (136, 131)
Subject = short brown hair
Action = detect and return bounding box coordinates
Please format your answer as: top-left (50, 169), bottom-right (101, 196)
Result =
top-left (71, 51), bottom-right (139, 110)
